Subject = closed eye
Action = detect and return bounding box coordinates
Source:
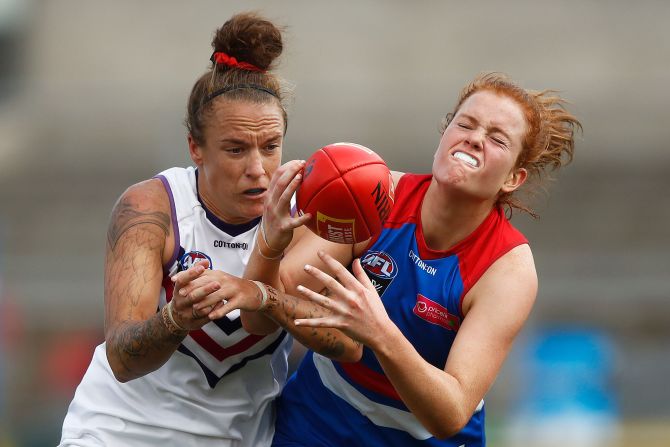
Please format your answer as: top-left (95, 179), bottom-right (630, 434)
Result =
top-left (491, 136), bottom-right (508, 148)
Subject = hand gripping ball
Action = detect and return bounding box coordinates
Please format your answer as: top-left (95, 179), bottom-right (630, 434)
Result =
top-left (296, 142), bottom-right (395, 244)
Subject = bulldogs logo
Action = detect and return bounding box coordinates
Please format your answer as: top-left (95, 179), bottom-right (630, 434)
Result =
top-left (179, 250), bottom-right (213, 272)
top-left (361, 251), bottom-right (397, 296)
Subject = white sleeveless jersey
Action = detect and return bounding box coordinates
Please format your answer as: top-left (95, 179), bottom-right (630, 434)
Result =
top-left (60, 166), bottom-right (291, 447)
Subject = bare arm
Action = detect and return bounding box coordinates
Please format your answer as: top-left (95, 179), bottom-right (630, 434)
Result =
top-left (294, 245), bottom-right (537, 438)
top-left (252, 227), bottom-right (364, 362)
top-left (104, 180), bottom-right (182, 382)
top-left (104, 180), bottom-right (216, 382)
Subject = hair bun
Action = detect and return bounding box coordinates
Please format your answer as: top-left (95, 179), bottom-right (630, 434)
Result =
top-left (212, 12), bottom-right (283, 71)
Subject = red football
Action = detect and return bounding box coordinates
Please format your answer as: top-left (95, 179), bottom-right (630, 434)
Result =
top-left (296, 142), bottom-right (394, 244)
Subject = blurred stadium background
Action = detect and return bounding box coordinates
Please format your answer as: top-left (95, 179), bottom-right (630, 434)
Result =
top-left (0, 1), bottom-right (668, 445)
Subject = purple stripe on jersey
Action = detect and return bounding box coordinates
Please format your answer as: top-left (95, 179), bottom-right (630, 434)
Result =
top-left (155, 175), bottom-right (180, 273)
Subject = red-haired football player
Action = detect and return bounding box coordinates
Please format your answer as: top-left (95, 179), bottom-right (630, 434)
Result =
top-left (245, 73), bottom-right (580, 446)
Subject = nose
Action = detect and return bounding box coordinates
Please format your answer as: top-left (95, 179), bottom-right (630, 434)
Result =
top-left (465, 129), bottom-right (485, 151)
top-left (245, 148), bottom-right (266, 178)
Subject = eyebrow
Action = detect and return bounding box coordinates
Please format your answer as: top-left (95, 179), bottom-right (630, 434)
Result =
top-left (218, 137), bottom-right (247, 145)
top-left (459, 113), bottom-right (512, 141)
top-left (218, 132), bottom-right (283, 145)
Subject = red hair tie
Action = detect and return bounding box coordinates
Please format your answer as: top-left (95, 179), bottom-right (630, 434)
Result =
top-left (210, 51), bottom-right (264, 72)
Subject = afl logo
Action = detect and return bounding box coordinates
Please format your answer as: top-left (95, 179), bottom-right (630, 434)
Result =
top-left (361, 251), bottom-right (398, 279)
top-left (179, 251), bottom-right (213, 271)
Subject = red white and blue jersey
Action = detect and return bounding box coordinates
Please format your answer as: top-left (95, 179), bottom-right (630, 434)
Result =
top-left (273, 174), bottom-right (527, 447)
top-left (61, 167), bottom-right (291, 447)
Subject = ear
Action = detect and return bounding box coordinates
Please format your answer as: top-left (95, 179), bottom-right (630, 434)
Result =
top-left (187, 133), bottom-right (204, 167)
top-left (501, 167), bottom-right (527, 194)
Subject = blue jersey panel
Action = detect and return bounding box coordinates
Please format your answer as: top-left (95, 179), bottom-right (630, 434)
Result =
top-left (273, 352), bottom-right (485, 447)
top-left (361, 223), bottom-right (464, 371)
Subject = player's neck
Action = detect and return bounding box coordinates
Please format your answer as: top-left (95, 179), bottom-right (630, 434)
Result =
top-left (420, 181), bottom-right (494, 252)
top-left (197, 175), bottom-right (248, 226)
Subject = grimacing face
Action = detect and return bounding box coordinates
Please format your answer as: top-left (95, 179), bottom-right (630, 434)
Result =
top-left (433, 90), bottom-right (528, 201)
top-left (188, 99), bottom-right (285, 224)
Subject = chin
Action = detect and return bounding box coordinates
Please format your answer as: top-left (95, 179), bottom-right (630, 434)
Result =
top-left (434, 168), bottom-right (468, 186)
top-left (244, 205), bottom-right (265, 221)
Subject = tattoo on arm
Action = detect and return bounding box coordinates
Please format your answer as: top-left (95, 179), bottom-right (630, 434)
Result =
top-left (110, 313), bottom-right (186, 379)
top-left (105, 190), bottom-right (175, 380)
top-left (264, 286), bottom-right (346, 359)
top-left (107, 196), bottom-right (170, 251)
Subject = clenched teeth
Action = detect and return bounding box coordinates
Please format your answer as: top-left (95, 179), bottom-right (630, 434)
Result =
top-left (453, 151), bottom-right (479, 167)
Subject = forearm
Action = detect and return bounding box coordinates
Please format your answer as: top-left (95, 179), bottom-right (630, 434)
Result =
top-left (106, 306), bottom-right (187, 382)
top-left (373, 326), bottom-right (471, 438)
top-left (262, 285), bottom-right (361, 362)
top-left (240, 232), bottom-right (284, 334)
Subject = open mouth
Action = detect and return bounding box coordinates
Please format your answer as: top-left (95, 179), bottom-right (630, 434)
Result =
top-left (452, 151), bottom-right (479, 168)
top-left (244, 188), bottom-right (266, 196)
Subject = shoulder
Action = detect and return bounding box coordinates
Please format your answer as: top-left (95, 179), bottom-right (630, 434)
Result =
top-left (462, 244), bottom-right (537, 317)
top-left (489, 243), bottom-right (536, 280)
top-left (117, 178), bottom-right (171, 213)
top-left (107, 178), bottom-right (173, 251)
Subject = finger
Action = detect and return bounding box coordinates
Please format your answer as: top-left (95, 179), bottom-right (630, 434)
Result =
top-left (316, 251), bottom-right (360, 289)
top-left (178, 268), bottom-right (219, 294)
top-left (191, 302), bottom-right (214, 319)
top-left (270, 160), bottom-right (304, 197)
top-left (284, 212), bottom-right (312, 232)
top-left (171, 260), bottom-right (209, 285)
top-left (277, 170), bottom-right (303, 209)
top-left (267, 161), bottom-right (290, 190)
top-left (193, 283), bottom-right (240, 311)
top-left (293, 212), bottom-right (312, 227)
top-left (294, 317), bottom-right (341, 329)
top-left (296, 284), bottom-right (339, 312)
top-left (191, 274), bottom-right (237, 311)
top-left (177, 275), bottom-right (212, 298)
top-left (279, 159), bottom-right (305, 185)
top-left (183, 282), bottom-right (221, 307)
top-left (207, 298), bottom-right (241, 320)
top-left (352, 258), bottom-right (377, 293)
top-left (171, 266), bottom-right (201, 285)
top-left (209, 300), bottom-right (226, 315)
top-left (195, 258), bottom-right (210, 269)
top-left (303, 264), bottom-right (348, 296)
